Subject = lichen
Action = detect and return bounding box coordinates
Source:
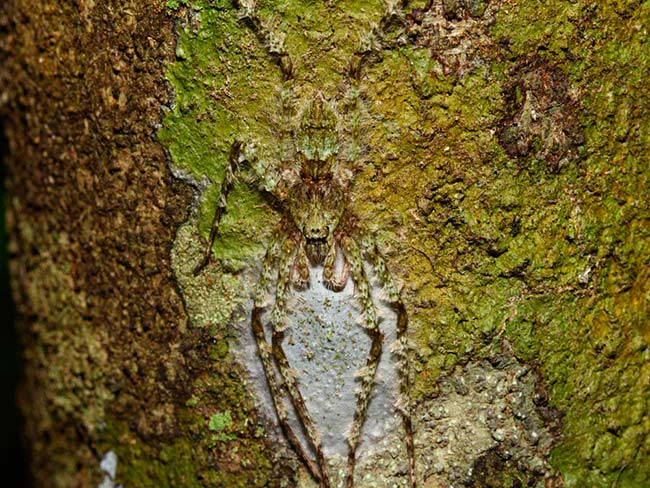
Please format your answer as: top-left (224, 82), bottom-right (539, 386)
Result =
top-left (416, 355), bottom-right (562, 487)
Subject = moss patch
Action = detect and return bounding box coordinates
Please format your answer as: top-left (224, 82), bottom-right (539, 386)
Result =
top-left (160, 0), bottom-right (649, 486)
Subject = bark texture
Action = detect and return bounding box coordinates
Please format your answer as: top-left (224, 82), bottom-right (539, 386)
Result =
top-left (1, 0), bottom-right (190, 484)
top-left (1, 0), bottom-right (648, 487)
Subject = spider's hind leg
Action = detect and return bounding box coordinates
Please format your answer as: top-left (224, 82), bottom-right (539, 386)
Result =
top-left (339, 236), bottom-right (384, 488)
top-left (359, 235), bottom-right (416, 488)
top-left (271, 236), bottom-right (332, 488)
top-left (252, 235), bottom-right (323, 484)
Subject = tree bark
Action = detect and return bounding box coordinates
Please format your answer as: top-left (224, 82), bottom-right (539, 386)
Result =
top-left (1, 1), bottom-right (648, 487)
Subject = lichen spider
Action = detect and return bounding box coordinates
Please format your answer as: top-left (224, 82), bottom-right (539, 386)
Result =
top-left (193, 1), bottom-right (415, 486)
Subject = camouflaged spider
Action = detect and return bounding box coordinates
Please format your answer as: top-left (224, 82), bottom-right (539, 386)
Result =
top-left (194, 1), bottom-right (415, 486)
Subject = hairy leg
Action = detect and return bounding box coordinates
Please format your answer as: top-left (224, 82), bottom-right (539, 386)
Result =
top-left (340, 236), bottom-right (384, 488)
top-left (291, 240), bottom-right (310, 291)
top-left (252, 235), bottom-right (322, 483)
top-left (271, 236), bottom-right (332, 488)
top-left (193, 142), bottom-right (243, 275)
top-left (349, 0), bottom-right (408, 81)
top-left (358, 235), bottom-right (416, 488)
top-left (234, 0), bottom-right (293, 80)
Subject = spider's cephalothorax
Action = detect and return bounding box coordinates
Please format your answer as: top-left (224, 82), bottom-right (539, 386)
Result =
top-left (297, 92), bottom-right (339, 174)
top-left (194, 2), bottom-right (415, 487)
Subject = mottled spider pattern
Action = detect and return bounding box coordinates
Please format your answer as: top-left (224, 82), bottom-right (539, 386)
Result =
top-left (194, 1), bottom-right (415, 486)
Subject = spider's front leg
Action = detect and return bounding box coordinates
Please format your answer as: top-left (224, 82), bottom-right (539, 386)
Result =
top-left (349, 0), bottom-right (408, 81)
top-left (234, 0), bottom-right (294, 80)
top-left (271, 235), bottom-right (332, 488)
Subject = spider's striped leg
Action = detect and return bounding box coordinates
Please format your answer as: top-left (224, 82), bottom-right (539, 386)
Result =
top-left (252, 235), bottom-right (322, 483)
top-left (193, 142), bottom-right (244, 275)
top-left (349, 0), bottom-right (408, 81)
top-left (271, 236), bottom-right (332, 488)
top-left (359, 235), bottom-right (416, 488)
top-left (291, 239), bottom-right (310, 291)
top-left (234, 0), bottom-right (293, 80)
top-left (339, 236), bottom-right (384, 488)
top-left (340, 1), bottom-right (409, 183)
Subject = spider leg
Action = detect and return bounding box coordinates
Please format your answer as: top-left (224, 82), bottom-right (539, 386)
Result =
top-left (232, 0), bottom-right (300, 196)
top-left (349, 0), bottom-right (408, 81)
top-left (339, 236), bottom-right (384, 488)
top-left (234, 0), bottom-right (294, 80)
top-left (291, 240), bottom-right (310, 291)
top-left (252, 234), bottom-right (323, 483)
top-left (358, 234), bottom-right (416, 488)
top-left (193, 137), bottom-right (289, 275)
top-left (193, 141), bottom-right (243, 275)
top-left (271, 236), bottom-right (332, 488)
top-left (339, 1), bottom-right (409, 183)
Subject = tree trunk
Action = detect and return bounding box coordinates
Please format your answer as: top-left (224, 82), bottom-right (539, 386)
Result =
top-left (1, 1), bottom-right (648, 487)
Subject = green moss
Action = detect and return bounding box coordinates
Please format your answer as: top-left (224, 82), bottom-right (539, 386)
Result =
top-left (486, 1), bottom-right (650, 485)
top-left (208, 410), bottom-right (236, 442)
top-left (358, 0), bottom-right (648, 484)
top-left (98, 358), bottom-right (280, 486)
top-left (208, 410), bottom-right (232, 432)
top-left (156, 0), bottom-right (649, 485)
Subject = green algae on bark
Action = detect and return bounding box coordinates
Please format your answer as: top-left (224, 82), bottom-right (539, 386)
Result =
top-left (160, 0), bottom-right (649, 486)
top-left (489, 2), bottom-right (650, 486)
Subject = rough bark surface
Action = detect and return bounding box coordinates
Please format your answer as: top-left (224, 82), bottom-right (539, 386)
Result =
top-left (1, 0), bottom-right (648, 487)
top-left (0, 0), bottom-right (192, 484)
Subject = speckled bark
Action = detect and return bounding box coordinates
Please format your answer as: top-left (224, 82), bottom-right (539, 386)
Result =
top-left (0, 1), bottom-right (188, 485)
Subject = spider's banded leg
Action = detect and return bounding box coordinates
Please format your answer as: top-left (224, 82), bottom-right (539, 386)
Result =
top-left (342, 1), bottom-right (409, 173)
top-left (252, 236), bottom-right (322, 483)
top-left (271, 236), bottom-right (332, 488)
top-left (291, 240), bottom-right (310, 291)
top-left (277, 86), bottom-right (298, 169)
top-left (234, 0), bottom-right (293, 80)
top-left (193, 142), bottom-right (243, 275)
top-left (340, 236), bottom-right (384, 488)
top-left (359, 236), bottom-right (416, 488)
top-left (349, 0), bottom-right (408, 81)
top-left (232, 0), bottom-right (297, 176)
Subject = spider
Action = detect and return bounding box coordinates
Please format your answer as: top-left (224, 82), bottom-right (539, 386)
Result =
top-left (193, 1), bottom-right (415, 486)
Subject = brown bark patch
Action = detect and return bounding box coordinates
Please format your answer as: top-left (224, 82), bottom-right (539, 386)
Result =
top-left (0, 0), bottom-right (192, 484)
top-left (498, 56), bottom-right (584, 170)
